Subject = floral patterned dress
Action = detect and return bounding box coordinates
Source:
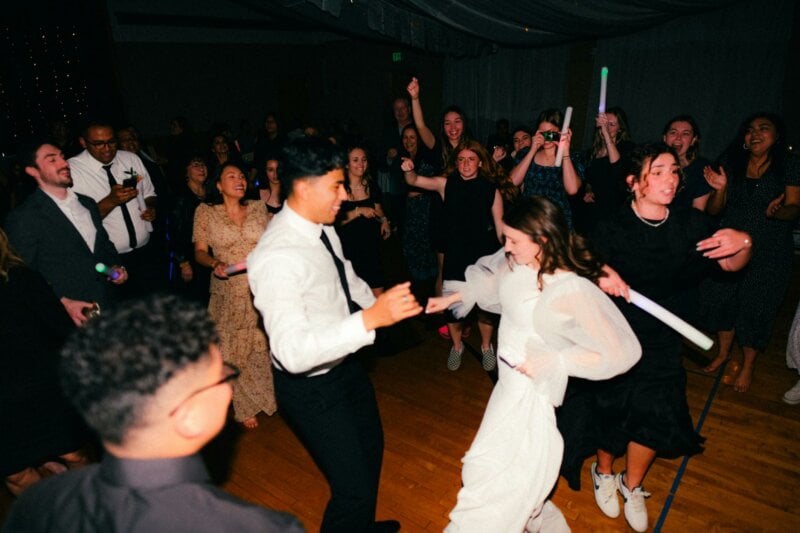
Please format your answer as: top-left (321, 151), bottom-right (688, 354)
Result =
top-left (193, 200), bottom-right (276, 420)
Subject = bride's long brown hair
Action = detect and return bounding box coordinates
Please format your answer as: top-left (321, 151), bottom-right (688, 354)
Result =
top-left (504, 196), bottom-right (604, 289)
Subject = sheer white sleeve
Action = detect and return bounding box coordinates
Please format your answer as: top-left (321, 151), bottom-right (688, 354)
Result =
top-left (443, 248), bottom-right (508, 318)
top-left (526, 275), bottom-right (641, 405)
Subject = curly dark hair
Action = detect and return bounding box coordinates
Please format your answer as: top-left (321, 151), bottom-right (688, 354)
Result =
top-left (60, 294), bottom-right (220, 444)
top-left (624, 142), bottom-right (683, 190)
top-left (503, 196), bottom-right (604, 289)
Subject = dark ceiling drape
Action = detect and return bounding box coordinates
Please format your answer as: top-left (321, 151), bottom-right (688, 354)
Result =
top-left (440, 0), bottom-right (795, 159)
top-left (293, 0), bottom-right (742, 54)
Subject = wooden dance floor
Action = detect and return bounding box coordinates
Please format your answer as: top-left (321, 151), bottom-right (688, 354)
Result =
top-left (212, 258), bottom-right (800, 532)
top-left (2, 256), bottom-right (799, 532)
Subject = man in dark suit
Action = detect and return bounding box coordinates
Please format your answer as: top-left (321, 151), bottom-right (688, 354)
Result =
top-left (5, 140), bottom-right (127, 326)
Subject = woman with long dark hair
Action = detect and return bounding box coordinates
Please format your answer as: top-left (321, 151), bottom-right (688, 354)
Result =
top-left (509, 108), bottom-right (584, 228)
top-left (170, 155), bottom-right (211, 303)
top-left (578, 106), bottom-right (634, 230)
top-left (193, 162), bottom-right (275, 428)
top-left (701, 112), bottom-right (800, 391)
top-left (335, 145), bottom-right (391, 296)
top-left (427, 197), bottom-right (641, 532)
top-left (393, 124), bottom-right (440, 296)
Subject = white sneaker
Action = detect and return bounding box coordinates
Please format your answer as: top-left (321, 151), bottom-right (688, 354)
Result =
top-left (783, 379), bottom-right (800, 405)
top-left (447, 345), bottom-right (464, 371)
top-left (617, 472), bottom-right (650, 532)
top-left (591, 461), bottom-right (620, 518)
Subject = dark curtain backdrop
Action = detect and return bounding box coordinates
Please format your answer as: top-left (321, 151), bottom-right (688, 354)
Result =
top-left (442, 0), bottom-right (796, 159)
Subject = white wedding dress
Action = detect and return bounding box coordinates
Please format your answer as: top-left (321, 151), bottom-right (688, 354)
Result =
top-left (444, 249), bottom-right (641, 533)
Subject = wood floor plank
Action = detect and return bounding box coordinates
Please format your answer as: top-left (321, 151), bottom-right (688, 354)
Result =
top-left (3, 257), bottom-right (799, 532)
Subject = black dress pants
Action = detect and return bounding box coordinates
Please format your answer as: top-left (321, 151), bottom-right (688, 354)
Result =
top-left (273, 357), bottom-right (384, 533)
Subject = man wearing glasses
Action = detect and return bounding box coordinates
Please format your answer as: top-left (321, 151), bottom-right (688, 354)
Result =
top-left (69, 120), bottom-right (163, 297)
top-left (2, 294), bottom-right (303, 533)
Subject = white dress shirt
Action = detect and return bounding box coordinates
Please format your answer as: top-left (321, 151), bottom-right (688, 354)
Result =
top-left (42, 188), bottom-right (97, 253)
top-left (69, 149), bottom-right (156, 254)
top-left (248, 203), bottom-right (377, 376)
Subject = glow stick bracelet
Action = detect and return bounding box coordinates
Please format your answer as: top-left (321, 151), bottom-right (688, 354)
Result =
top-left (629, 289), bottom-right (713, 351)
top-left (555, 106), bottom-right (573, 167)
top-left (598, 66), bottom-right (608, 113)
top-left (95, 262), bottom-right (122, 281)
top-left (224, 261), bottom-right (248, 276)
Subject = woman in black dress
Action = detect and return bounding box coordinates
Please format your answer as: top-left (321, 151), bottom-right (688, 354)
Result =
top-left (258, 156), bottom-right (284, 219)
top-left (0, 228), bottom-right (89, 495)
top-left (577, 106), bottom-right (634, 232)
top-left (335, 145), bottom-right (391, 296)
top-left (170, 155), bottom-right (211, 304)
top-left (701, 112), bottom-right (800, 392)
top-left (560, 144), bottom-right (752, 532)
top-left (393, 125), bottom-right (440, 298)
top-left (402, 140), bottom-right (504, 372)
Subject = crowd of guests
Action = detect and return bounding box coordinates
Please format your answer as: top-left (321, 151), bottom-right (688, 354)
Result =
top-left (1, 74), bottom-right (798, 532)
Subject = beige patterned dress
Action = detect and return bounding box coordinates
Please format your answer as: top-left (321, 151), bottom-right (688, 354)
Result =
top-left (193, 200), bottom-right (276, 420)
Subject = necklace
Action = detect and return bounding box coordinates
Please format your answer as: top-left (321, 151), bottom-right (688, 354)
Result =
top-left (631, 201), bottom-right (669, 227)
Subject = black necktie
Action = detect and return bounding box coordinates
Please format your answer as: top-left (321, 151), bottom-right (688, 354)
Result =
top-left (103, 164), bottom-right (137, 249)
top-left (320, 229), bottom-right (359, 314)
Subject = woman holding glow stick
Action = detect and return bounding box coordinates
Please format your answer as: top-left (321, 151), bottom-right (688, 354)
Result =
top-left (509, 108), bottom-right (583, 228)
top-left (426, 197), bottom-right (641, 532)
top-left (578, 106), bottom-right (634, 232)
top-left (559, 143), bottom-right (752, 532)
top-left (193, 162), bottom-right (275, 428)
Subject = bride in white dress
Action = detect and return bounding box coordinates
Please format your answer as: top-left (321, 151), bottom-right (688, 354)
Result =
top-left (427, 196), bottom-right (641, 532)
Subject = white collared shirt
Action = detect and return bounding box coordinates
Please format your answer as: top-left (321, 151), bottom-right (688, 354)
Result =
top-left (69, 149), bottom-right (156, 254)
top-left (248, 203), bottom-right (377, 376)
top-left (42, 188), bottom-right (97, 252)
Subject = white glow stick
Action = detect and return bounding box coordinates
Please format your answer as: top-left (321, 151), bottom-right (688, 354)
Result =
top-left (598, 66), bottom-right (608, 113)
top-left (555, 106), bottom-right (573, 167)
top-left (224, 261), bottom-right (248, 275)
top-left (629, 289), bottom-right (713, 351)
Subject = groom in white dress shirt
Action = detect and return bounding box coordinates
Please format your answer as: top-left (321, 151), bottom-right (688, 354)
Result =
top-left (248, 137), bottom-right (421, 532)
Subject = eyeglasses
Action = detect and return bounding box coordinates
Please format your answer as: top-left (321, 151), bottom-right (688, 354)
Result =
top-left (169, 361), bottom-right (240, 417)
top-left (87, 139), bottom-right (118, 148)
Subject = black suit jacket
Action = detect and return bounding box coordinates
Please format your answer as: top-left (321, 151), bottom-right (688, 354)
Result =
top-left (4, 189), bottom-right (120, 308)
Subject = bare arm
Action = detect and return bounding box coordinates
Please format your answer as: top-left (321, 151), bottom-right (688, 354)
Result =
top-left (97, 185), bottom-right (138, 219)
top-left (703, 165), bottom-right (728, 215)
top-left (596, 113), bottom-right (620, 163)
top-left (425, 292), bottom-right (462, 314)
top-left (491, 190), bottom-right (504, 242)
top-left (696, 229), bottom-right (752, 272)
top-left (559, 130), bottom-right (581, 195)
top-left (767, 185), bottom-right (800, 221)
top-left (361, 282), bottom-right (422, 330)
top-left (400, 157), bottom-right (446, 199)
top-left (407, 77), bottom-right (436, 149)
top-left (195, 241), bottom-right (229, 279)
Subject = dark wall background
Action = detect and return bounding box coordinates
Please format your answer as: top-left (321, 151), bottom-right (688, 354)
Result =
top-left (112, 40), bottom-right (442, 153)
top-left (2, 0), bottom-right (798, 163)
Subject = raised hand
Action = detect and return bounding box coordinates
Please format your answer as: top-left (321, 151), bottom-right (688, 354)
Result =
top-left (703, 165), bottom-right (728, 191)
top-left (407, 77), bottom-right (420, 100)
